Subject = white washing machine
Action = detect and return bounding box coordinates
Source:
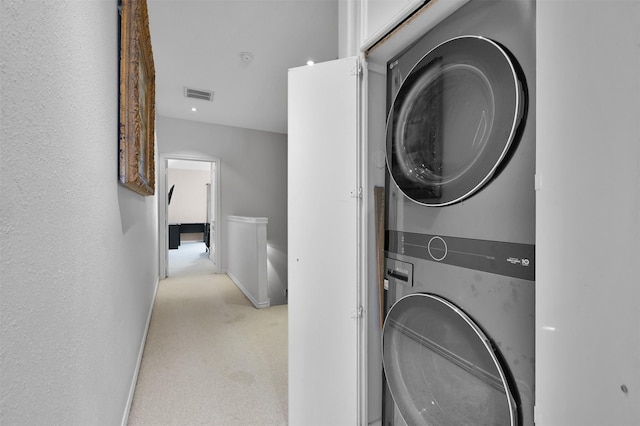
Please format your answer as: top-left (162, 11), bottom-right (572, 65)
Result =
top-left (382, 0), bottom-right (535, 425)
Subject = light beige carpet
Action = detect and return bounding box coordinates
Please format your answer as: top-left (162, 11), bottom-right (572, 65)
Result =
top-left (168, 241), bottom-right (218, 277)
top-left (128, 273), bottom-right (288, 425)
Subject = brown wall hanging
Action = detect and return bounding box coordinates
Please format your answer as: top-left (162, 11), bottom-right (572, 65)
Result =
top-left (119, 0), bottom-right (156, 196)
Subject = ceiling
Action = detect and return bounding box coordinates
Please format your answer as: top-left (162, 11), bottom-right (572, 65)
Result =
top-left (147, 0), bottom-right (339, 135)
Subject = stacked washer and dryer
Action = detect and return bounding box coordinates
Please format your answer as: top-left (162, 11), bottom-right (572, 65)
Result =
top-left (381, 0), bottom-right (536, 425)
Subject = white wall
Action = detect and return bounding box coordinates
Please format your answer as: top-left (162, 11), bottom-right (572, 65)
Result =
top-left (266, 244), bottom-right (288, 306)
top-left (536, 1), bottom-right (640, 424)
top-left (0, 1), bottom-right (159, 425)
top-left (168, 167), bottom-right (210, 224)
top-left (156, 116), bottom-right (288, 280)
top-left (226, 216), bottom-right (270, 308)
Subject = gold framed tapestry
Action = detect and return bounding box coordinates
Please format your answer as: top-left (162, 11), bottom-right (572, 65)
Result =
top-left (119, 0), bottom-right (155, 196)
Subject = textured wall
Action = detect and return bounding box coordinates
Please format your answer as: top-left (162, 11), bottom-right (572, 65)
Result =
top-left (536, 2), bottom-right (640, 424)
top-left (0, 1), bottom-right (158, 424)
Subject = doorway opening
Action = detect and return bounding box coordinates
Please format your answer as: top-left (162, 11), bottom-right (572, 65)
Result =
top-left (159, 155), bottom-right (221, 278)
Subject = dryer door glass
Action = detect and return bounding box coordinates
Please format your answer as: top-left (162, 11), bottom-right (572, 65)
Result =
top-left (382, 293), bottom-right (517, 426)
top-left (386, 36), bottom-right (525, 206)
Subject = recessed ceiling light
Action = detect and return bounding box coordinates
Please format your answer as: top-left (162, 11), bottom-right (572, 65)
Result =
top-left (307, 60), bottom-right (315, 66)
top-left (191, 107), bottom-right (197, 112)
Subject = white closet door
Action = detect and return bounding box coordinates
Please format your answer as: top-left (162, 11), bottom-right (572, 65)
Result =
top-left (288, 57), bottom-right (361, 426)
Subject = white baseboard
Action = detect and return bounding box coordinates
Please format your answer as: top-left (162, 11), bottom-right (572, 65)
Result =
top-left (121, 276), bottom-right (160, 426)
top-left (227, 271), bottom-right (270, 309)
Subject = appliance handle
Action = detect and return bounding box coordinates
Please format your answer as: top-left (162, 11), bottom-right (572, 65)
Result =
top-left (387, 269), bottom-right (409, 282)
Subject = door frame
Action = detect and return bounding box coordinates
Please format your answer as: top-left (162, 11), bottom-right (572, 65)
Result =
top-left (158, 154), bottom-right (221, 278)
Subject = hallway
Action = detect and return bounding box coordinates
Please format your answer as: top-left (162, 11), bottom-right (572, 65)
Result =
top-left (127, 273), bottom-right (288, 425)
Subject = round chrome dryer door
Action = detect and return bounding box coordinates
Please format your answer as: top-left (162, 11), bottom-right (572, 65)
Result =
top-left (386, 36), bottom-right (526, 206)
top-left (382, 293), bottom-right (518, 426)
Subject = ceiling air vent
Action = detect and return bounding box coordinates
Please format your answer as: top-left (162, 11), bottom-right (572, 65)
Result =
top-left (184, 87), bottom-right (214, 102)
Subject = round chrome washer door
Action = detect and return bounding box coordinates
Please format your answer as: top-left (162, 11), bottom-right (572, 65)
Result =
top-left (382, 293), bottom-right (518, 426)
top-left (386, 36), bottom-right (525, 206)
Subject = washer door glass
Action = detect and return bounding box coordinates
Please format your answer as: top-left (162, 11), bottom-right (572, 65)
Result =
top-left (382, 294), bottom-right (517, 426)
top-left (386, 36), bottom-right (525, 206)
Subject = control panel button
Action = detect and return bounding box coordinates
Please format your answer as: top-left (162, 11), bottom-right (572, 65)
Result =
top-left (427, 236), bottom-right (448, 261)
